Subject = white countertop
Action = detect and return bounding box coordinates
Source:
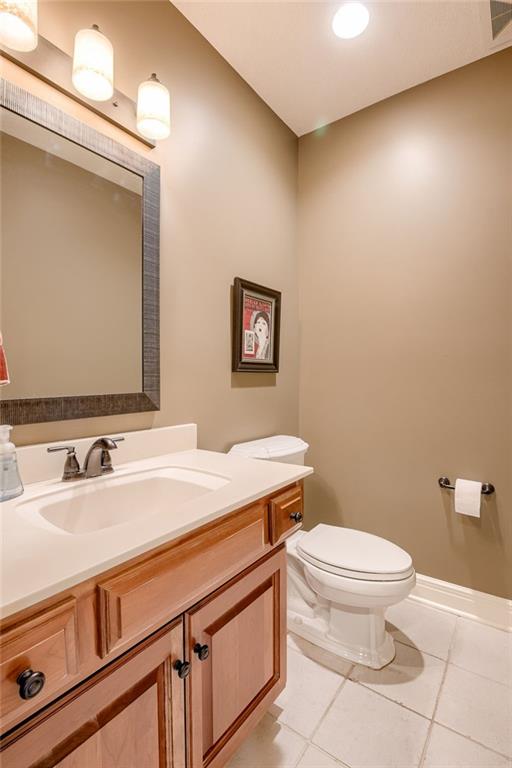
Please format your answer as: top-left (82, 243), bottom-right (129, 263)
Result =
top-left (0, 448), bottom-right (312, 620)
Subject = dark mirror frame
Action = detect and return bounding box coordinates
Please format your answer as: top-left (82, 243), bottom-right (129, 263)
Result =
top-left (0, 79), bottom-right (160, 425)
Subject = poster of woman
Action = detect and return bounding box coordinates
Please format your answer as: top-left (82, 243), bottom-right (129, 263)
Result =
top-left (232, 278), bottom-right (281, 372)
top-left (243, 296), bottom-right (272, 362)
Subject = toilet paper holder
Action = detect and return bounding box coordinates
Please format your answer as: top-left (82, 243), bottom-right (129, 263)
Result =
top-left (438, 477), bottom-right (495, 495)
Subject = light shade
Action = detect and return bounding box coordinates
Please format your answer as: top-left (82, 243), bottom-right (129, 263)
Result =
top-left (72, 24), bottom-right (114, 102)
top-left (332, 2), bottom-right (369, 39)
top-left (137, 74), bottom-right (170, 141)
top-left (0, 0), bottom-right (37, 51)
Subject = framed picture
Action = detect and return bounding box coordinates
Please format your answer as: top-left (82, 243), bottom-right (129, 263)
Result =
top-left (232, 278), bottom-right (281, 373)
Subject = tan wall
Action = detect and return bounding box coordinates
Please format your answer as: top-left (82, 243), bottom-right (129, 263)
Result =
top-left (1, 133), bottom-right (142, 399)
top-left (3, 3), bottom-right (510, 598)
top-left (298, 49), bottom-right (512, 599)
top-left (7, 0), bottom-right (299, 449)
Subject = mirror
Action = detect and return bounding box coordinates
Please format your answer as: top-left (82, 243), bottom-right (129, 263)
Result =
top-left (1, 108), bottom-right (143, 399)
top-left (0, 80), bottom-right (160, 425)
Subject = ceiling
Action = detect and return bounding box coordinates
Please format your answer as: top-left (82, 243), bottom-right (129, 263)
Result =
top-left (173, 1), bottom-right (512, 136)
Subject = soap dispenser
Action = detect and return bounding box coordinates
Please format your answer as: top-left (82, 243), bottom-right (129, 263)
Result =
top-left (0, 425), bottom-right (23, 502)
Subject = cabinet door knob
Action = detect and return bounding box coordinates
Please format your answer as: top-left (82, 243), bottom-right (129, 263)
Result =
top-left (290, 511), bottom-right (303, 523)
top-left (17, 669), bottom-right (46, 700)
top-left (193, 643), bottom-right (210, 661)
top-left (173, 660), bottom-right (191, 679)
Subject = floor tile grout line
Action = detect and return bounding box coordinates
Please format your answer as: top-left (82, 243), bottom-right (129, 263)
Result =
top-left (349, 641), bottom-right (445, 722)
top-left (349, 677), bottom-right (433, 722)
top-left (451, 610), bottom-right (512, 636)
top-left (396, 600), bottom-right (511, 641)
top-left (281, 642), bottom-right (356, 742)
top-left (268, 661), bottom-right (352, 744)
top-left (307, 742), bottom-right (351, 768)
top-left (430, 614), bottom-right (512, 686)
top-left (443, 659), bottom-right (512, 689)
top-left (310, 673), bottom-right (433, 767)
top-left (447, 614), bottom-right (512, 688)
top-left (388, 634), bottom-right (452, 662)
top-left (270, 672), bottom-right (354, 768)
top-left (392, 637), bottom-right (449, 662)
top-left (350, 677), bottom-right (442, 722)
top-left (417, 659), bottom-right (450, 768)
top-left (448, 616), bottom-right (458, 664)
top-left (418, 615), bottom-right (458, 768)
top-left (428, 721), bottom-right (512, 762)
top-left (401, 598), bottom-right (511, 636)
top-left (290, 729), bottom-right (310, 768)
top-left (308, 666), bottom-right (354, 745)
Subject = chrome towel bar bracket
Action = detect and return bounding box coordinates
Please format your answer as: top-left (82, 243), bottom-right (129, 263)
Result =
top-left (438, 477), bottom-right (495, 495)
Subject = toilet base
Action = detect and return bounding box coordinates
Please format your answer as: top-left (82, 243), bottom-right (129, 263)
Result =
top-left (288, 604), bottom-right (396, 669)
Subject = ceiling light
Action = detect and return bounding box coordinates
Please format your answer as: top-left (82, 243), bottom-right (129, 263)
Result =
top-left (137, 74), bottom-right (170, 141)
top-left (0, 0), bottom-right (38, 51)
top-left (72, 24), bottom-right (114, 102)
top-left (332, 2), bottom-right (369, 39)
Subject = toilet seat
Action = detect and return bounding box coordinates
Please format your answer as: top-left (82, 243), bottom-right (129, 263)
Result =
top-left (302, 558), bottom-right (416, 608)
top-left (297, 524), bottom-right (414, 582)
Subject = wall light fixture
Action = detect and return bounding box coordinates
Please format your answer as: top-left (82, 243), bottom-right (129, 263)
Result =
top-left (0, 0), bottom-right (38, 52)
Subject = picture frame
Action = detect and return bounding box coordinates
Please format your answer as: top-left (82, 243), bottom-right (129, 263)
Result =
top-left (232, 277), bottom-right (281, 373)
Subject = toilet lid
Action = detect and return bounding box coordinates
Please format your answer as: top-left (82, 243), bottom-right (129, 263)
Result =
top-left (297, 524), bottom-right (414, 582)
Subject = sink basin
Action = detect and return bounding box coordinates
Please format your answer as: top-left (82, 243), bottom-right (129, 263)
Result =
top-left (18, 467), bottom-right (229, 535)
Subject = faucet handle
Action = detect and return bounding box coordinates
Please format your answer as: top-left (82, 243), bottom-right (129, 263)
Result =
top-left (47, 445), bottom-right (83, 481)
top-left (100, 436), bottom-right (125, 474)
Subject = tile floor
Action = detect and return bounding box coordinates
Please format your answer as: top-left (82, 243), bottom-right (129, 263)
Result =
top-left (228, 599), bottom-right (512, 768)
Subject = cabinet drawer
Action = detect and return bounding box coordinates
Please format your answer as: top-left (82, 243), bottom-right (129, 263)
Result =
top-left (269, 484), bottom-right (304, 545)
top-left (0, 598), bottom-right (79, 731)
top-left (98, 501), bottom-right (270, 656)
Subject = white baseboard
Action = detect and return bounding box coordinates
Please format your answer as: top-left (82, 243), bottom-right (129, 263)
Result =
top-left (410, 574), bottom-right (512, 632)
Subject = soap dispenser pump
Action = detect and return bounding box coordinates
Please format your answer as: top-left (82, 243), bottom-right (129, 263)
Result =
top-left (0, 425), bottom-right (23, 502)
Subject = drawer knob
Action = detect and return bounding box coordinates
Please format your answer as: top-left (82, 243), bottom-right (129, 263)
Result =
top-left (290, 511), bottom-right (303, 523)
top-left (17, 669), bottom-right (46, 700)
top-left (193, 643), bottom-right (210, 661)
top-left (173, 660), bottom-right (191, 679)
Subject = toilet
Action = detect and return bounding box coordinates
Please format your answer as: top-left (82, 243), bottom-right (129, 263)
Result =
top-left (229, 435), bottom-right (415, 669)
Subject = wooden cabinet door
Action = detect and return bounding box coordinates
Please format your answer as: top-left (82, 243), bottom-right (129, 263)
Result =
top-left (186, 547), bottom-right (287, 768)
top-left (0, 620), bottom-right (186, 768)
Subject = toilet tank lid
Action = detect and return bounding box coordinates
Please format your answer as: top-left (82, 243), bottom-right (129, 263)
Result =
top-left (229, 435), bottom-right (309, 459)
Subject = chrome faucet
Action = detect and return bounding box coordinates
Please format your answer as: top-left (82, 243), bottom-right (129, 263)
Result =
top-left (48, 436), bottom-right (124, 481)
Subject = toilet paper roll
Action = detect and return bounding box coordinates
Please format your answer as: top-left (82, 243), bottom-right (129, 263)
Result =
top-left (454, 478), bottom-right (482, 517)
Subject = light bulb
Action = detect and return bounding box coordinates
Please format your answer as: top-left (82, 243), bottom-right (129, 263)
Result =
top-left (0, 0), bottom-right (37, 51)
top-left (137, 74), bottom-right (170, 141)
top-left (332, 2), bottom-right (369, 39)
top-left (72, 24), bottom-right (114, 102)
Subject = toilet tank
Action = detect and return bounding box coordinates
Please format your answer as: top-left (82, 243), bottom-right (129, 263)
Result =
top-left (229, 435), bottom-right (309, 465)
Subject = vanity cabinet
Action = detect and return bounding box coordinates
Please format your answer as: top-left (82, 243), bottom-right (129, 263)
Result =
top-left (0, 482), bottom-right (303, 768)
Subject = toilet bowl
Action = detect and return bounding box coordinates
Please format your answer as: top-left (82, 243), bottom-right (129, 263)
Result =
top-left (229, 435), bottom-right (415, 669)
top-left (288, 526), bottom-right (415, 668)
